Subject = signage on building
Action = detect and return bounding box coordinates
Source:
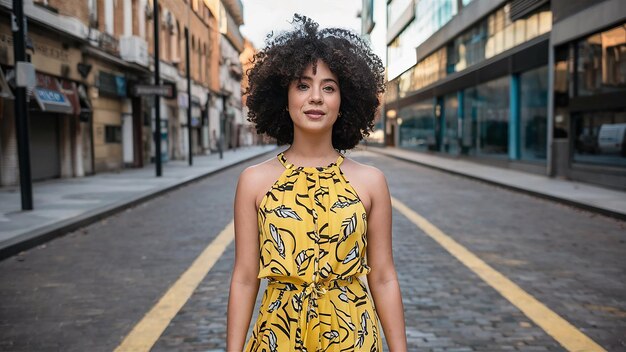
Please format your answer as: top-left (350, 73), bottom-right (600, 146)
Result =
top-left (97, 71), bottom-right (127, 97)
top-left (178, 92), bottom-right (189, 108)
top-left (36, 88), bottom-right (66, 104)
top-left (31, 72), bottom-right (75, 114)
top-left (131, 83), bottom-right (176, 99)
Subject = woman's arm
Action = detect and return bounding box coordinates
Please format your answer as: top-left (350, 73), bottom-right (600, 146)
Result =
top-left (365, 168), bottom-right (407, 352)
top-left (226, 167), bottom-right (261, 351)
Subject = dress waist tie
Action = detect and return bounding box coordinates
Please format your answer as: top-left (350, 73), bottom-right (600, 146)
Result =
top-left (267, 276), bottom-right (357, 351)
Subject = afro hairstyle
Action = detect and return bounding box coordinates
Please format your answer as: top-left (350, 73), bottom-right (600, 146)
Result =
top-left (244, 14), bottom-right (385, 151)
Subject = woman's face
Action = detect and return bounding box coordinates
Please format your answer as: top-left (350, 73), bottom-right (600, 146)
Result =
top-left (287, 60), bottom-right (341, 134)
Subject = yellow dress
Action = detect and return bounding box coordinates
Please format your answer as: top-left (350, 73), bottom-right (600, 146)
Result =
top-left (244, 151), bottom-right (382, 352)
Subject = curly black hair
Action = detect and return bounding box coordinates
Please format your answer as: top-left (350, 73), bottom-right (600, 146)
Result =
top-left (244, 14), bottom-right (386, 151)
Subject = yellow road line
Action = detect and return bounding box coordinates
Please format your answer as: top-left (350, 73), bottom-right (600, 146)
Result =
top-left (114, 221), bottom-right (235, 352)
top-left (391, 196), bottom-right (606, 352)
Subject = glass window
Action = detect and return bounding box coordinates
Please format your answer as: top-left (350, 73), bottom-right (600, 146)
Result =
top-left (577, 24), bottom-right (626, 96)
top-left (526, 13), bottom-right (539, 39)
top-left (450, 5), bottom-right (551, 70)
top-left (105, 125), bottom-right (122, 143)
top-left (386, 78), bottom-right (399, 103)
top-left (573, 111), bottom-right (626, 167)
top-left (388, 0), bottom-right (413, 26)
top-left (463, 86), bottom-right (479, 155)
top-left (520, 66), bottom-right (548, 161)
top-left (443, 93), bottom-right (460, 155)
top-left (396, 47), bottom-right (447, 97)
top-left (398, 100), bottom-right (437, 151)
top-left (387, 21), bottom-right (420, 80)
top-left (388, 0), bottom-right (458, 79)
top-left (464, 77), bottom-right (509, 156)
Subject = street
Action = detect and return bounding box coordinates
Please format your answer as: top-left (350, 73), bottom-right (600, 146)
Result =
top-left (0, 150), bottom-right (624, 351)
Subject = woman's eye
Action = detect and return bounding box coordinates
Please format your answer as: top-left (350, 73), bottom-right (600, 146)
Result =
top-left (323, 86), bottom-right (336, 92)
top-left (297, 84), bottom-right (309, 90)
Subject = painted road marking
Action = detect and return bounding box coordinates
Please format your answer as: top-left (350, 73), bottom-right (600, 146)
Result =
top-left (391, 196), bottom-right (606, 352)
top-left (114, 221), bottom-right (235, 352)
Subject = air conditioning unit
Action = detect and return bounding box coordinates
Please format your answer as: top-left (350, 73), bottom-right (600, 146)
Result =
top-left (120, 36), bottom-right (149, 67)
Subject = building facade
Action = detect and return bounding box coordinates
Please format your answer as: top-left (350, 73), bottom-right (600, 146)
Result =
top-left (0, 0), bottom-right (99, 185)
top-left (0, 0), bottom-right (246, 187)
top-left (384, 0), bottom-right (626, 190)
top-left (360, 0), bottom-right (387, 146)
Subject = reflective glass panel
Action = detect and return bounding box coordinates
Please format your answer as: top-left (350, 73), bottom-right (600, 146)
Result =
top-left (398, 100), bottom-right (437, 151)
top-left (577, 24), bottom-right (626, 96)
top-left (520, 66), bottom-right (548, 161)
top-left (464, 77), bottom-right (509, 156)
top-left (573, 111), bottom-right (626, 167)
top-left (443, 93), bottom-right (460, 155)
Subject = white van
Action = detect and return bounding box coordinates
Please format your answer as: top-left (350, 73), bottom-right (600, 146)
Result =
top-left (598, 123), bottom-right (626, 156)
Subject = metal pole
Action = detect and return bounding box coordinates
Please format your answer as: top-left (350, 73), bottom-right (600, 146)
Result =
top-left (546, 37), bottom-right (555, 177)
top-left (185, 27), bottom-right (192, 166)
top-left (12, 0), bottom-right (33, 210)
top-left (153, 0), bottom-right (162, 176)
top-left (219, 96), bottom-right (226, 159)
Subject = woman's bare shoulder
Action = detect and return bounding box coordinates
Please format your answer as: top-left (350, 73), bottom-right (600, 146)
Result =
top-left (340, 155), bottom-right (388, 213)
top-left (238, 153), bottom-right (285, 208)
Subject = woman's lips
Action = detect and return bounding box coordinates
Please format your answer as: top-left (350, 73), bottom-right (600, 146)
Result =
top-left (304, 110), bottom-right (325, 119)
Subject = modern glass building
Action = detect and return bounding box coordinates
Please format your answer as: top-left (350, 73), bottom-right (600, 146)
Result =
top-left (384, 0), bottom-right (626, 190)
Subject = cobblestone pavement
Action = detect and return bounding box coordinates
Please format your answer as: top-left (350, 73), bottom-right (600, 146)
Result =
top-left (1, 150), bottom-right (624, 351)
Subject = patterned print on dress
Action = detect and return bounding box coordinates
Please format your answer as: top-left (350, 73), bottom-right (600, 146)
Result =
top-left (270, 205), bottom-right (303, 221)
top-left (245, 151), bottom-right (382, 352)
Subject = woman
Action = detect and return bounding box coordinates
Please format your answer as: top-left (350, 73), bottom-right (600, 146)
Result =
top-left (227, 14), bottom-right (407, 352)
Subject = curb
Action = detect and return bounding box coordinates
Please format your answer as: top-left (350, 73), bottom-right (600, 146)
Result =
top-left (0, 148), bottom-right (278, 261)
top-left (366, 147), bottom-right (626, 222)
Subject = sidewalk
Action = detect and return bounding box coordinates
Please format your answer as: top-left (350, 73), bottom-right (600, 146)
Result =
top-left (0, 144), bottom-right (278, 259)
top-left (366, 146), bottom-right (626, 221)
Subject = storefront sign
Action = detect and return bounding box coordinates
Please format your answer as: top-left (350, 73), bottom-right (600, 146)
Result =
top-left (131, 83), bottom-right (176, 99)
top-left (97, 71), bottom-right (127, 97)
top-left (0, 33), bottom-right (70, 63)
top-left (32, 72), bottom-right (74, 114)
top-left (178, 92), bottom-right (188, 108)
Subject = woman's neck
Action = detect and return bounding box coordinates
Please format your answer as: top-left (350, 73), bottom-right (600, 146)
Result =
top-left (285, 129), bottom-right (339, 164)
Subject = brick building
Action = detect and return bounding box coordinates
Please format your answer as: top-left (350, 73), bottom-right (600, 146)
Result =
top-left (0, 0), bottom-right (246, 186)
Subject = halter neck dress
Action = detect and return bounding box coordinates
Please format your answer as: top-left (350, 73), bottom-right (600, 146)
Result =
top-left (244, 151), bottom-right (382, 352)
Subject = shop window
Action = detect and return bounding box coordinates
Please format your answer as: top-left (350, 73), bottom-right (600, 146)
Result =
top-left (464, 77), bottom-right (509, 157)
top-left (443, 93), bottom-right (460, 155)
top-left (577, 24), bottom-right (626, 96)
top-left (398, 100), bottom-right (437, 151)
top-left (105, 125), bottom-right (122, 143)
top-left (520, 66), bottom-right (548, 161)
top-left (573, 111), bottom-right (626, 167)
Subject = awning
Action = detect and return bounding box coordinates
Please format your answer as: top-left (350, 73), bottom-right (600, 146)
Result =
top-left (0, 67), bottom-right (14, 100)
top-left (31, 73), bottom-right (73, 114)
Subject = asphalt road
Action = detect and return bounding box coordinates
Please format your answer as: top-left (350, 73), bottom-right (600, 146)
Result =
top-left (0, 150), bottom-right (624, 351)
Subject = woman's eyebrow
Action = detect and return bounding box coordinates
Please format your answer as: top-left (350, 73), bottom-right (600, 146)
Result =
top-left (299, 75), bottom-right (338, 84)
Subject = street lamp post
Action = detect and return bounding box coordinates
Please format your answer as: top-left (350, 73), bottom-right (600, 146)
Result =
top-left (185, 27), bottom-right (193, 166)
top-left (153, 0), bottom-right (162, 177)
top-left (12, 0), bottom-right (33, 210)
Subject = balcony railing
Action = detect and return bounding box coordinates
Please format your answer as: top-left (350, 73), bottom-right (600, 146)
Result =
top-left (98, 32), bottom-right (119, 55)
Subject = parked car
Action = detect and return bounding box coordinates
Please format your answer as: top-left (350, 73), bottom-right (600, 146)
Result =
top-left (598, 123), bottom-right (626, 156)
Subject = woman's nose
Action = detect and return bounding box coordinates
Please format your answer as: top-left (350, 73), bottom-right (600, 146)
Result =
top-left (309, 89), bottom-right (322, 104)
